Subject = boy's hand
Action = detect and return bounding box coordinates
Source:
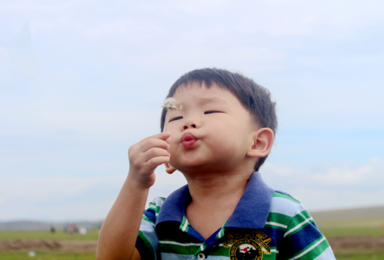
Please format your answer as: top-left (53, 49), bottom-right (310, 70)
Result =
top-left (128, 132), bottom-right (171, 189)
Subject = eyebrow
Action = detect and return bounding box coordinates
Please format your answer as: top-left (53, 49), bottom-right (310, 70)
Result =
top-left (196, 96), bottom-right (227, 105)
top-left (174, 96), bottom-right (228, 111)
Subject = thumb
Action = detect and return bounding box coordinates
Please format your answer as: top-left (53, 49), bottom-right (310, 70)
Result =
top-left (164, 162), bottom-right (176, 174)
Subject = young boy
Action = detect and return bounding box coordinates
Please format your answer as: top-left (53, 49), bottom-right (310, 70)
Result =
top-left (97, 68), bottom-right (335, 260)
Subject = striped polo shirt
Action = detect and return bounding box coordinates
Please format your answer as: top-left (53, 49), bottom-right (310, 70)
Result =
top-left (136, 172), bottom-right (335, 260)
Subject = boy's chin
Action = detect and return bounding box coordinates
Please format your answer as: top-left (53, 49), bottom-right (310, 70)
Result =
top-left (174, 162), bottom-right (228, 176)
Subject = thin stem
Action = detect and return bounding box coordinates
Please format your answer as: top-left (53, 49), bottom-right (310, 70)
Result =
top-left (163, 109), bottom-right (170, 132)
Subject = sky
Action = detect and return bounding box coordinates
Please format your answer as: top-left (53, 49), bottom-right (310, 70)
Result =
top-left (0, 0), bottom-right (383, 221)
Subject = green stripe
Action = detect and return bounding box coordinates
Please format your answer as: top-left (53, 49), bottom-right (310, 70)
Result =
top-left (159, 242), bottom-right (199, 255)
top-left (285, 210), bottom-right (314, 238)
top-left (266, 212), bottom-right (291, 226)
top-left (273, 192), bottom-right (300, 204)
top-left (303, 238), bottom-right (330, 260)
top-left (203, 246), bottom-right (229, 256)
top-left (148, 203), bottom-right (161, 215)
top-left (264, 222), bottom-right (286, 231)
top-left (216, 221), bottom-right (227, 239)
top-left (297, 209), bottom-right (312, 219)
top-left (142, 214), bottom-right (155, 225)
top-left (262, 247), bottom-right (279, 260)
top-left (200, 243), bottom-right (206, 251)
top-left (137, 230), bottom-right (155, 260)
top-left (288, 236), bottom-right (329, 260)
top-left (179, 216), bottom-right (189, 232)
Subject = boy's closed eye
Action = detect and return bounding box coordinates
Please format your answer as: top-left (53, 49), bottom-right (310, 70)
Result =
top-left (204, 110), bottom-right (223, 114)
top-left (169, 111), bottom-right (223, 122)
top-left (169, 116), bottom-right (183, 122)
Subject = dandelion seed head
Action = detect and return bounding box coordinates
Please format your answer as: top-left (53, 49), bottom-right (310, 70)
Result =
top-left (162, 97), bottom-right (181, 110)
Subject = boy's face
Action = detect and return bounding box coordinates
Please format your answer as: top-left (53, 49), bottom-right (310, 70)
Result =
top-left (166, 82), bottom-right (258, 174)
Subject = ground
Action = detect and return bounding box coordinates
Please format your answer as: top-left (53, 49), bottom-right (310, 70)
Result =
top-left (1, 227), bottom-right (384, 259)
top-left (0, 236), bottom-right (383, 251)
top-left (0, 239), bottom-right (97, 251)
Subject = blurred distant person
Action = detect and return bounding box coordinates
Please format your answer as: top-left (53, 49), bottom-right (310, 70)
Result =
top-left (50, 224), bottom-right (55, 233)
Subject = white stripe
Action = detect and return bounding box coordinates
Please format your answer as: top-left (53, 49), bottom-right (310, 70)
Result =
top-left (262, 248), bottom-right (279, 253)
top-left (160, 252), bottom-right (196, 260)
top-left (159, 240), bottom-right (202, 247)
top-left (143, 216), bottom-right (155, 227)
top-left (284, 217), bottom-right (313, 237)
top-left (313, 246), bottom-right (336, 260)
top-left (139, 219), bottom-right (159, 254)
top-left (270, 197), bottom-right (305, 217)
top-left (265, 221), bottom-right (287, 229)
top-left (200, 244), bottom-right (204, 251)
top-left (182, 218), bottom-right (189, 232)
top-left (288, 237), bottom-right (326, 260)
top-left (217, 228), bottom-right (223, 238)
top-left (140, 219), bottom-right (155, 232)
top-left (154, 197), bottom-right (165, 206)
top-left (218, 243), bottom-right (234, 247)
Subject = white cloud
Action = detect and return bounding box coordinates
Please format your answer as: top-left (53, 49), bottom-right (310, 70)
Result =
top-left (4, 21), bottom-right (37, 80)
top-left (291, 188), bottom-right (384, 212)
top-left (0, 175), bottom-right (124, 199)
top-left (0, 104), bottom-right (160, 139)
top-left (3, 0), bottom-right (384, 40)
top-left (264, 157), bottom-right (384, 189)
top-left (262, 157), bottom-right (384, 210)
top-left (0, 168), bottom-right (187, 220)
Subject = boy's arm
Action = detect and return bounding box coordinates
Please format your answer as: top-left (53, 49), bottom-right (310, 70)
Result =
top-left (96, 132), bottom-right (171, 260)
top-left (279, 207), bottom-right (336, 260)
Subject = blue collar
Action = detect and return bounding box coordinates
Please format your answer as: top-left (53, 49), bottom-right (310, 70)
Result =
top-left (156, 172), bottom-right (274, 229)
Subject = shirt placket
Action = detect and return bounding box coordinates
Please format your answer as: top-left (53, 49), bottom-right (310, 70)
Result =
top-left (188, 221), bottom-right (227, 260)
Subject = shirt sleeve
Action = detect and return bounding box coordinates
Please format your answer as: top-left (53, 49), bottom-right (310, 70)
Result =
top-left (135, 197), bottom-right (165, 260)
top-left (278, 206), bottom-right (336, 260)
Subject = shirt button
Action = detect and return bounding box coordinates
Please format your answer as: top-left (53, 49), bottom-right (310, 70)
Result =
top-left (197, 252), bottom-right (205, 260)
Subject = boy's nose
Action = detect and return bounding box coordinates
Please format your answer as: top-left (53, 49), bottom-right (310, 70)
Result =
top-left (183, 124), bottom-right (196, 130)
top-left (182, 118), bottom-right (200, 130)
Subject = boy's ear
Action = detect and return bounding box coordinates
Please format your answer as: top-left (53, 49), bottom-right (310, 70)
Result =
top-left (165, 162), bottom-right (176, 174)
top-left (247, 128), bottom-right (274, 158)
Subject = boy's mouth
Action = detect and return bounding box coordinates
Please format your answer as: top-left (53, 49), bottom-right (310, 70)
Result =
top-left (181, 132), bottom-right (197, 148)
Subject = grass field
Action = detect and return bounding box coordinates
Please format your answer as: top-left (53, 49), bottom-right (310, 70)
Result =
top-left (1, 249), bottom-right (383, 260)
top-left (0, 230), bottom-right (99, 241)
top-left (1, 226), bottom-right (384, 259)
top-left (4, 226), bottom-right (384, 241)
top-left (0, 251), bottom-right (95, 260)
top-left (334, 249), bottom-right (384, 260)
top-left (319, 226), bottom-right (384, 238)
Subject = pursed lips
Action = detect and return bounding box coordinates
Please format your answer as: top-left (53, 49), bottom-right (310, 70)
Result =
top-left (181, 132), bottom-right (198, 148)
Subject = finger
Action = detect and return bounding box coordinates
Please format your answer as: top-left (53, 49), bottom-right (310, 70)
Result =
top-left (147, 131), bottom-right (171, 141)
top-left (142, 156), bottom-right (170, 173)
top-left (142, 139), bottom-right (170, 154)
top-left (139, 138), bottom-right (170, 154)
top-left (165, 163), bottom-right (176, 174)
top-left (142, 147), bottom-right (170, 163)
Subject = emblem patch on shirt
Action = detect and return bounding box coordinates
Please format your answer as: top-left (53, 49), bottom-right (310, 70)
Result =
top-left (223, 230), bottom-right (271, 260)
